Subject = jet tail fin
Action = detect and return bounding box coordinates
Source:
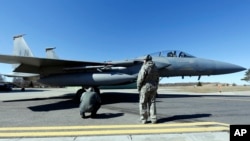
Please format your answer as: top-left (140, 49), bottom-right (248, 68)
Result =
top-left (46, 47), bottom-right (59, 59)
top-left (2, 35), bottom-right (38, 80)
top-left (13, 34), bottom-right (34, 57)
top-left (12, 34), bottom-right (33, 69)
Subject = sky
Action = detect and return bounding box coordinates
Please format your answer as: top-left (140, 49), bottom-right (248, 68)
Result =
top-left (0, 0), bottom-right (249, 85)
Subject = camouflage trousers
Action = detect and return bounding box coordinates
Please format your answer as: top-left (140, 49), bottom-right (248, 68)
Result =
top-left (139, 85), bottom-right (157, 122)
top-left (79, 102), bottom-right (101, 118)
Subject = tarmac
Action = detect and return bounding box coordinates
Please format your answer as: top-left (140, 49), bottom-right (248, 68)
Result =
top-left (1, 87), bottom-right (250, 140)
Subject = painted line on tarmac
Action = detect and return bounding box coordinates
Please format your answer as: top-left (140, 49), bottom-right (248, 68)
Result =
top-left (0, 122), bottom-right (229, 138)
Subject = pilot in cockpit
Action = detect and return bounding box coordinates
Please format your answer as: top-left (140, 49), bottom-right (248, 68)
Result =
top-left (167, 52), bottom-right (173, 57)
top-left (179, 52), bottom-right (185, 57)
top-left (167, 51), bottom-right (176, 57)
top-left (167, 51), bottom-right (177, 57)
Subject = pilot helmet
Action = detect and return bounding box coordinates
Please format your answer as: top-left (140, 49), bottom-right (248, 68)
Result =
top-left (144, 55), bottom-right (152, 61)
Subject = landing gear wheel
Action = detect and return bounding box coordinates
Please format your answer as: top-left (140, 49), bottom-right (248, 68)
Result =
top-left (74, 88), bottom-right (85, 103)
top-left (93, 87), bottom-right (100, 95)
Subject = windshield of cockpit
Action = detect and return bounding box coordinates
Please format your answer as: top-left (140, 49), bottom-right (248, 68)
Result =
top-left (150, 50), bottom-right (195, 58)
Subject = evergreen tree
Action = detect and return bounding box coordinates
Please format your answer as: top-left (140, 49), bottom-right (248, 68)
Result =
top-left (241, 69), bottom-right (250, 82)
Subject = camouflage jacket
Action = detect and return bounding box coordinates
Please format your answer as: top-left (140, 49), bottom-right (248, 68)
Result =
top-left (137, 60), bottom-right (159, 91)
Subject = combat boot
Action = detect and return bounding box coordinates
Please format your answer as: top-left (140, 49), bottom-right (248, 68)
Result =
top-left (151, 120), bottom-right (157, 124)
top-left (81, 113), bottom-right (86, 119)
top-left (141, 120), bottom-right (147, 124)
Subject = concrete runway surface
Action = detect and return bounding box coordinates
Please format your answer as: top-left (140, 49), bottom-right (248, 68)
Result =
top-left (1, 87), bottom-right (250, 140)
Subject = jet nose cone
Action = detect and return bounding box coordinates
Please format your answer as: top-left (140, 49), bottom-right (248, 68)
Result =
top-left (215, 62), bottom-right (246, 74)
top-left (236, 66), bottom-right (247, 72)
top-left (226, 64), bottom-right (246, 72)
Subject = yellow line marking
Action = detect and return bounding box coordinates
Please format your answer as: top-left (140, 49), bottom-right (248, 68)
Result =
top-left (0, 122), bottom-right (229, 137)
top-left (0, 127), bottom-right (228, 137)
top-left (0, 122), bottom-right (228, 131)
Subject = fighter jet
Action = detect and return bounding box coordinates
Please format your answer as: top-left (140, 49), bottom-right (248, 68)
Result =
top-left (0, 35), bottom-right (246, 99)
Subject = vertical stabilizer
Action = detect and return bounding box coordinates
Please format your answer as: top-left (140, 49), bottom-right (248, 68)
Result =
top-left (12, 34), bottom-right (33, 69)
top-left (2, 35), bottom-right (39, 83)
top-left (13, 34), bottom-right (34, 57)
top-left (46, 47), bottom-right (59, 59)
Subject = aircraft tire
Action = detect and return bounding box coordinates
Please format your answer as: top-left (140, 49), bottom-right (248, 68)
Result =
top-left (93, 87), bottom-right (100, 95)
top-left (75, 88), bottom-right (85, 103)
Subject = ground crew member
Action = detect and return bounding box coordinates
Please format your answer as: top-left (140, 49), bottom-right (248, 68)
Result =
top-left (137, 55), bottom-right (159, 124)
top-left (79, 87), bottom-right (101, 118)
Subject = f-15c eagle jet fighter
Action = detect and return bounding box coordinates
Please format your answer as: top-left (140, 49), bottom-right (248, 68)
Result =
top-left (0, 35), bottom-right (246, 98)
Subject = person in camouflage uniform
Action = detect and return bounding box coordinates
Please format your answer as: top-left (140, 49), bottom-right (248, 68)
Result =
top-left (79, 87), bottom-right (102, 118)
top-left (137, 55), bottom-right (159, 124)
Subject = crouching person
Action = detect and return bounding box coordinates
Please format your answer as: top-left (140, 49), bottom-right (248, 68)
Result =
top-left (79, 87), bottom-right (101, 118)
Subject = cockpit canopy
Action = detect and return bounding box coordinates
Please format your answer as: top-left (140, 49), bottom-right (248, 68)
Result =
top-left (150, 50), bottom-right (195, 58)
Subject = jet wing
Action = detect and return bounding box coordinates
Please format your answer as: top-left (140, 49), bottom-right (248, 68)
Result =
top-left (0, 54), bottom-right (142, 74)
top-left (0, 54), bottom-right (104, 66)
top-left (0, 54), bottom-right (107, 73)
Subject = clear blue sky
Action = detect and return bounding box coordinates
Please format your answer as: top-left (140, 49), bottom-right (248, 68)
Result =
top-left (0, 0), bottom-right (249, 85)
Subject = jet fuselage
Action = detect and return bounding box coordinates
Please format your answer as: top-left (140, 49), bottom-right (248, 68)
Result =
top-left (39, 52), bottom-right (245, 87)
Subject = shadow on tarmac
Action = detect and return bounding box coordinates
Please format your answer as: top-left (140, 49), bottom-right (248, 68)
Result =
top-left (0, 89), bottom-right (47, 93)
top-left (158, 113), bottom-right (212, 123)
top-left (3, 91), bottom-right (249, 113)
top-left (28, 99), bottom-right (78, 111)
top-left (3, 94), bottom-right (74, 102)
top-left (101, 92), bottom-right (139, 105)
top-left (83, 113), bottom-right (124, 119)
top-left (1, 91), bottom-right (216, 122)
top-left (25, 92), bottom-right (139, 112)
